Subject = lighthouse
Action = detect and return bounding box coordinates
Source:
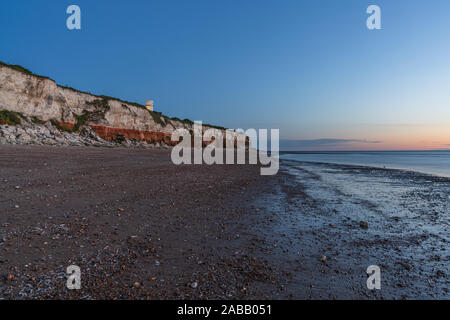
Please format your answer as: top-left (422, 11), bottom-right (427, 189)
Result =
top-left (145, 100), bottom-right (154, 111)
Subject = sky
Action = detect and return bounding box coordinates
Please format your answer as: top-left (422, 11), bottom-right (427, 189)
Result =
top-left (1, 0), bottom-right (449, 150)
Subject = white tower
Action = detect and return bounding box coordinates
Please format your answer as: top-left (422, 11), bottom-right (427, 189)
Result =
top-left (145, 100), bottom-right (154, 111)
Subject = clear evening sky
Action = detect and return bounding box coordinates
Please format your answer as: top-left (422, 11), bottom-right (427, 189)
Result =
top-left (1, 0), bottom-right (449, 150)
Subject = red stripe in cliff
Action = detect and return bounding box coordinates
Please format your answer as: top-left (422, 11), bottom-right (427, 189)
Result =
top-left (57, 122), bottom-right (174, 145)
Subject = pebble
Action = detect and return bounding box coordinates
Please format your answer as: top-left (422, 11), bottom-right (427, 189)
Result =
top-left (360, 221), bottom-right (369, 229)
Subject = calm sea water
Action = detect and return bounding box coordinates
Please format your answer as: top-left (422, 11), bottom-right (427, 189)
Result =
top-left (280, 151), bottom-right (450, 177)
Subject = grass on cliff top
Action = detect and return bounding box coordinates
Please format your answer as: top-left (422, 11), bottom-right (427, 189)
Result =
top-left (0, 61), bottom-right (51, 80)
top-left (1, 60), bottom-right (227, 130)
top-left (0, 109), bottom-right (24, 125)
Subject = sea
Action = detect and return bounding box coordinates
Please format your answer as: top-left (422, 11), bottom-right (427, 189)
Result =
top-left (280, 150), bottom-right (450, 178)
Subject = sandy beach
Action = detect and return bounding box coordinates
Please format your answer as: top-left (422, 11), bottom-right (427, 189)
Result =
top-left (0, 145), bottom-right (448, 299)
top-left (0, 145), bottom-right (280, 299)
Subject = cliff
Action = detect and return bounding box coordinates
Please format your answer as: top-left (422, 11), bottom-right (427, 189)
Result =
top-left (0, 62), bottom-right (225, 145)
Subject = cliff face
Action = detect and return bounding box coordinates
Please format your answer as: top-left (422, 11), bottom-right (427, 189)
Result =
top-left (0, 64), bottom-right (217, 144)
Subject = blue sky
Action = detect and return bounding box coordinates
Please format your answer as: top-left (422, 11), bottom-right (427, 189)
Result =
top-left (1, 0), bottom-right (449, 150)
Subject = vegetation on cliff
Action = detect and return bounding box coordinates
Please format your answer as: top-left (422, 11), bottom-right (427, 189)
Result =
top-left (0, 110), bottom-right (23, 125)
top-left (148, 110), bottom-right (167, 127)
top-left (73, 98), bottom-right (111, 132)
top-left (0, 109), bottom-right (47, 126)
top-left (50, 120), bottom-right (72, 132)
top-left (30, 116), bottom-right (45, 125)
top-left (0, 61), bottom-right (52, 80)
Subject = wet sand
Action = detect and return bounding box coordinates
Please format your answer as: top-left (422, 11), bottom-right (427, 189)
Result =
top-left (259, 160), bottom-right (449, 299)
top-left (0, 145), bottom-right (448, 299)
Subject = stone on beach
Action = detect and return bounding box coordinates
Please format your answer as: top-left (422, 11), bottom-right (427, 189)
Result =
top-left (359, 221), bottom-right (369, 229)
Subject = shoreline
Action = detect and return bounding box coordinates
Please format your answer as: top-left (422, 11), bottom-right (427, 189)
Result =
top-left (280, 156), bottom-right (450, 179)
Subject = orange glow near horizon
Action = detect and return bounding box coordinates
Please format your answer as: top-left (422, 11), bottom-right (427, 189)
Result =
top-left (333, 141), bottom-right (450, 151)
top-left (363, 125), bottom-right (450, 150)
top-left (287, 123), bottom-right (450, 151)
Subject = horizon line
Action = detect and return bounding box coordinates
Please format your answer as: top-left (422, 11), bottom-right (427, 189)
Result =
top-left (279, 149), bottom-right (450, 153)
